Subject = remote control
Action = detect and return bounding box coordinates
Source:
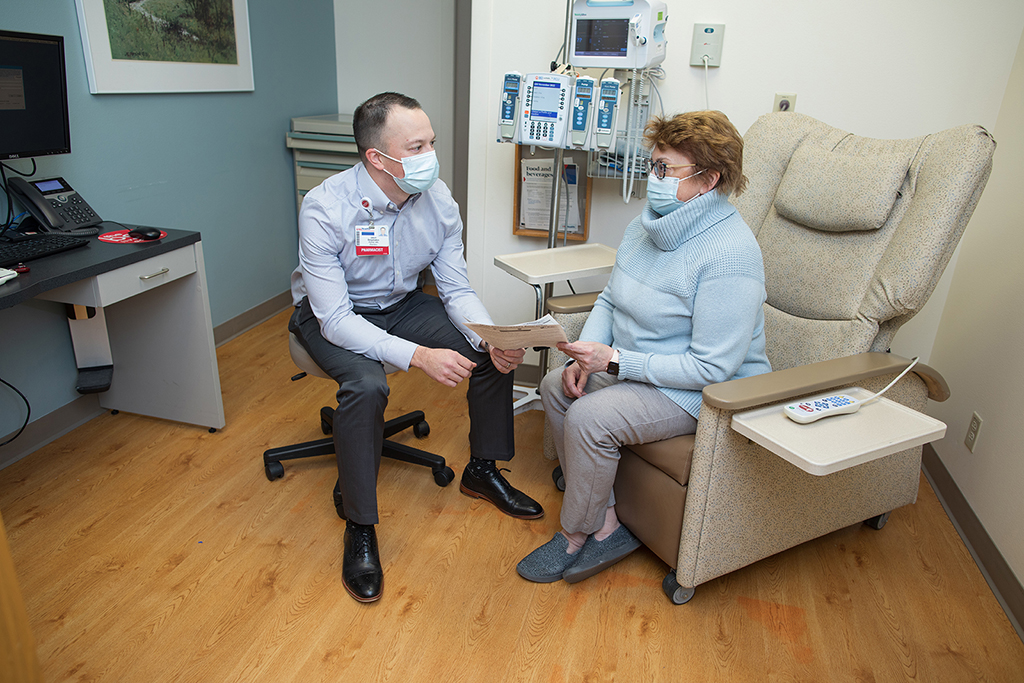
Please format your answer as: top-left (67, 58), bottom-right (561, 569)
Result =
top-left (783, 393), bottom-right (862, 424)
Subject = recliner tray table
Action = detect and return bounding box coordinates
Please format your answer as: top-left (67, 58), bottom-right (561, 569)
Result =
top-left (731, 387), bottom-right (947, 476)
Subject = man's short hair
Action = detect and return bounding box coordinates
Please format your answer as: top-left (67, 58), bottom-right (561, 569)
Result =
top-left (353, 92), bottom-right (422, 160)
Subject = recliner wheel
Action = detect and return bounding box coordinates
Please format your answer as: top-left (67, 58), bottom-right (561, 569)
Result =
top-left (662, 570), bottom-right (695, 605)
top-left (552, 465), bottom-right (566, 492)
top-left (864, 511), bottom-right (890, 530)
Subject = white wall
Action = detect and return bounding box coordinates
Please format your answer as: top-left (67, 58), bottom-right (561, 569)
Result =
top-left (929, 29), bottom-right (1024, 583)
top-left (333, 0), bottom-right (456, 186)
top-left (467, 0), bottom-right (1024, 365)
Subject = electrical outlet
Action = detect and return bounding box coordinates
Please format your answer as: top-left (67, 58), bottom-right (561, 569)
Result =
top-left (965, 411), bottom-right (983, 452)
top-left (773, 92), bottom-right (797, 113)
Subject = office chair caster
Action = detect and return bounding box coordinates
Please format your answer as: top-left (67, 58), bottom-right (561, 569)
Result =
top-left (433, 466), bottom-right (455, 486)
top-left (414, 420), bottom-right (430, 438)
top-left (864, 511), bottom-right (890, 530)
top-left (662, 570), bottom-right (695, 605)
top-left (265, 461), bottom-right (285, 481)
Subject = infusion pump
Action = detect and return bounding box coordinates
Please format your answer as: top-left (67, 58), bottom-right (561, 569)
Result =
top-left (497, 72), bottom-right (619, 153)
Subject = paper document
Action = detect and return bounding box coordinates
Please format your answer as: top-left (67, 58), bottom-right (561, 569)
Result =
top-left (465, 314), bottom-right (568, 350)
top-left (520, 157), bottom-right (582, 234)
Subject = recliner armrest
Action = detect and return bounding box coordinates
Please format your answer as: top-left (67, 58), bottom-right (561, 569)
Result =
top-left (702, 352), bottom-right (949, 411)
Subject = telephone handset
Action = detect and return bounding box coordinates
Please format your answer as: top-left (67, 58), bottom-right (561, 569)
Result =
top-left (8, 176), bottom-right (102, 234)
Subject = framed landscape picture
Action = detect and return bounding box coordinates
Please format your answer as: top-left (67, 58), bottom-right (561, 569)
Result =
top-left (75, 0), bottom-right (254, 94)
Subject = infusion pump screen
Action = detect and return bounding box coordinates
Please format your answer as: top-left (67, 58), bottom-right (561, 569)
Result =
top-left (575, 19), bottom-right (629, 57)
top-left (530, 81), bottom-right (562, 120)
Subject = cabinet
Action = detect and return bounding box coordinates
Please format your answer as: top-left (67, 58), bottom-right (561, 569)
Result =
top-left (286, 114), bottom-right (358, 212)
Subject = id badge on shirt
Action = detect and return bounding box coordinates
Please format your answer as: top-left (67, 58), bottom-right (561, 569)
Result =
top-left (355, 224), bottom-right (390, 256)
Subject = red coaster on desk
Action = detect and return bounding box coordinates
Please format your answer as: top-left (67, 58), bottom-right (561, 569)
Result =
top-left (98, 229), bottom-right (167, 244)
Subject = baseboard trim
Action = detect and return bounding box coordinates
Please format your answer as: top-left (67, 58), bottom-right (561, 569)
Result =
top-left (922, 444), bottom-right (1024, 640)
top-left (1, 292), bottom-right (295, 469)
top-left (213, 291), bottom-right (293, 346)
top-left (0, 395), bottom-right (105, 470)
top-left (513, 362), bottom-right (541, 388)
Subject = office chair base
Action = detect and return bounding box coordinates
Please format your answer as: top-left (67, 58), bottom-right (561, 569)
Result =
top-left (262, 407), bottom-right (454, 488)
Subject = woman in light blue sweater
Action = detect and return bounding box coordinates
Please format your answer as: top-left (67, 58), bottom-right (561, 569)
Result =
top-left (518, 110), bottom-right (772, 584)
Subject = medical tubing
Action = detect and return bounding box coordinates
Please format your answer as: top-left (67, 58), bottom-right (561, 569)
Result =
top-left (630, 70), bottom-right (647, 197)
top-left (621, 68), bottom-right (638, 203)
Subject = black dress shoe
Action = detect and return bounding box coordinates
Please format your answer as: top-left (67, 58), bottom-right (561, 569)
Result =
top-left (343, 522), bottom-right (382, 603)
top-left (332, 479), bottom-right (346, 520)
top-left (460, 459), bottom-right (544, 519)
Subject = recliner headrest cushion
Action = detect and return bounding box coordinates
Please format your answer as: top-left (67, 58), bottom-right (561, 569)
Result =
top-left (774, 142), bottom-right (909, 232)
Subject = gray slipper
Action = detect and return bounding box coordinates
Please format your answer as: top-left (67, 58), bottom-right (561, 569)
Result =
top-left (562, 524), bottom-right (641, 584)
top-left (517, 533), bottom-right (582, 583)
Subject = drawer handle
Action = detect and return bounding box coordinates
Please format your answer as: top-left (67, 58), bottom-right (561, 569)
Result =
top-left (140, 268), bottom-right (170, 281)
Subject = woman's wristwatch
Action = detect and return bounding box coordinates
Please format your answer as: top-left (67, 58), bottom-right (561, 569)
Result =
top-left (607, 349), bottom-right (620, 376)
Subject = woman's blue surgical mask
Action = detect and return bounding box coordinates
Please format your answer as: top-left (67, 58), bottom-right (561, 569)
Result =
top-left (376, 149), bottom-right (440, 195)
top-left (647, 169), bottom-right (706, 215)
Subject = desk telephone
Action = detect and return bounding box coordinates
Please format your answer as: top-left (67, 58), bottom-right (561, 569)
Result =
top-left (8, 176), bottom-right (102, 234)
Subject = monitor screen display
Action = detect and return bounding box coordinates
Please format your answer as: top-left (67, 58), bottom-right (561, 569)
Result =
top-left (530, 81), bottom-right (562, 121)
top-left (0, 30), bottom-right (71, 161)
top-left (574, 19), bottom-right (629, 58)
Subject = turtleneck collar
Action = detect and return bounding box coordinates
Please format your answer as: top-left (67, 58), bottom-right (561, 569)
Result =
top-left (641, 189), bottom-right (736, 251)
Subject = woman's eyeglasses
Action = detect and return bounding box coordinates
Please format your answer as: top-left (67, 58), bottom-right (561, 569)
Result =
top-left (644, 158), bottom-right (697, 180)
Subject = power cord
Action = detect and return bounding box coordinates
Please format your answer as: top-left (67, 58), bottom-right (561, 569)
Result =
top-left (861, 357), bottom-right (921, 405)
top-left (702, 55), bottom-right (711, 110)
top-left (0, 376), bottom-right (31, 448)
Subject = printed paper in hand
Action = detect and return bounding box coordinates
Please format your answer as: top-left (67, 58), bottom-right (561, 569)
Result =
top-left (465, 314), bottom-right (568, 350)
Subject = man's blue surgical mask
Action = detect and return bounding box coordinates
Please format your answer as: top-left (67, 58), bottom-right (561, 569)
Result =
top-left (376, 149), bottom-right (440, 195)
top-left (647, 169), bottom-right (706, 216)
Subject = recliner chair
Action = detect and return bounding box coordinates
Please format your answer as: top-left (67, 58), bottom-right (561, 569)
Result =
top-left (263, 332), bottom-right (455, 517)
top-left (554, 112), bottom-right (995, 603)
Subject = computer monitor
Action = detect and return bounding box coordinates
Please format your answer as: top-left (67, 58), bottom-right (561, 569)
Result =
top-left (0, 30), bottom-right (71, 161)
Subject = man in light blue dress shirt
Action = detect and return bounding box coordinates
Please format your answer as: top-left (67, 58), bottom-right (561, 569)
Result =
top-left (290, 92), bottom-right (542, 603)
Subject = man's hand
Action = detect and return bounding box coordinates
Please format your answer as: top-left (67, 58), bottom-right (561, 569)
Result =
top-left (561, 360), bottom-right (589, 398)
top-left (557, 341), bottom-right (614, 375)
top-left (487, 344), bottom-right (525, 375)
top-left (411, 346), bottom-right (476, 388)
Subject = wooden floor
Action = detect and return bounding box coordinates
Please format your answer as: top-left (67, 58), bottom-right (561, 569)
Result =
top-left (2, 308), bottom-right (1023, 682)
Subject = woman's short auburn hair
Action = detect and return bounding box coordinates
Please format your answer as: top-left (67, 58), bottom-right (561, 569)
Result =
top-left (644, 110), bottom-right (747, 197)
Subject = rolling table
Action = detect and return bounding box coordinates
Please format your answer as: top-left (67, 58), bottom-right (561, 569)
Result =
top-left (493, 243), bottom-right (617, 413)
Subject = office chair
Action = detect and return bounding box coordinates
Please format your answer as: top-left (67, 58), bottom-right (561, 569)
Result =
top-left (546, 112), bottom-right (995, 604)
top-left (263, 332), bottom-right (455, 518)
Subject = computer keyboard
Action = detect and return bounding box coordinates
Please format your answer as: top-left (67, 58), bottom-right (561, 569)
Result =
top-left (0, 232), bottom-right (90, 268)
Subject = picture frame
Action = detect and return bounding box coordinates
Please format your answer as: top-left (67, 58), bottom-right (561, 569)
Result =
top-left (74, 0), bottom-right (254, 94)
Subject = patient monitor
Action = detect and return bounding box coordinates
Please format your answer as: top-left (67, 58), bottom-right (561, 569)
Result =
top-left (569, 0), bottom-right (668, 70)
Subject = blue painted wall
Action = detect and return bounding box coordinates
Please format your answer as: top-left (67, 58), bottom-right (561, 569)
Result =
top-left (0, 1), bottom-right (338, 437)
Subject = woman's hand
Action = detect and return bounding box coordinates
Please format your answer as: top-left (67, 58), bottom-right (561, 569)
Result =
top-left (557, 341), bottom-right (615, 375)
top-left (561, 360), bottom-right (589, 398)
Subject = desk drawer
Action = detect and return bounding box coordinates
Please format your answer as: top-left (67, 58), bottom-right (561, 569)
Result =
top-left (38, 246), bottom-right (197, 307)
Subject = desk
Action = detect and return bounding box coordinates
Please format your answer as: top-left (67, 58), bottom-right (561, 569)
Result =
top-left (0, 228), bottom-right (225, 430)
top-left (494, 243), bottom-right (617, 413)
